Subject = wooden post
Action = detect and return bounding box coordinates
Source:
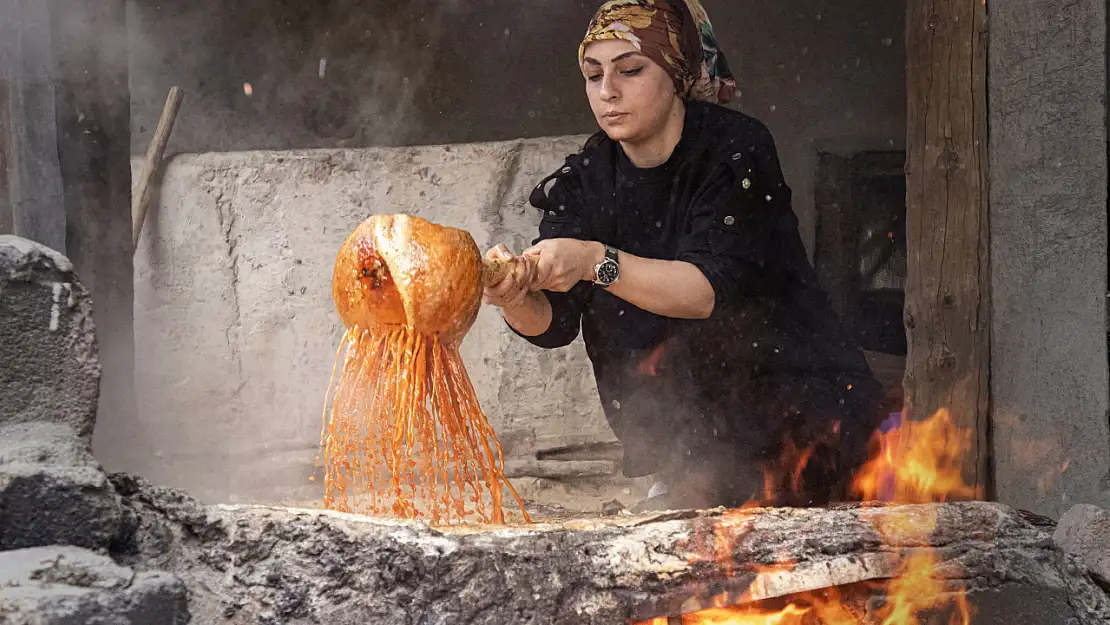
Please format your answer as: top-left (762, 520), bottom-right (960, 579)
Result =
top-left (48, 0), bottom-right (137, 467)
top-left (902, 0), bottom-right (991, 496)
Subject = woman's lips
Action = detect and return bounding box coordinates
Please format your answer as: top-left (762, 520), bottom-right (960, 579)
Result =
top-left (602, 112), bottom-right (629, 123)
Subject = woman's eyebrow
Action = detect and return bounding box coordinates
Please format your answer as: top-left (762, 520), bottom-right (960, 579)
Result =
top-left (609, 51), bottom-right (645, 63)
top-left (581, 51), bottom-right (647, 66)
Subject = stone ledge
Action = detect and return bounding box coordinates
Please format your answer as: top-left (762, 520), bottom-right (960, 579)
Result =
top-left (0, 546), bottom-right (189, 625)
top-left (108, 473), bottom-right (1110, 624)
top-left (0, 422), bottom-right (122, 552)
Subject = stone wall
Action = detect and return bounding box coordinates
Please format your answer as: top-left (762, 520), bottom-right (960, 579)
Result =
top-left (117, 138), bottom-right (640, 507)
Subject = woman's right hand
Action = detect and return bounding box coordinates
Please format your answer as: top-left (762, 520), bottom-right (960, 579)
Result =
top-left (482, 244), bottom-right (536, 310)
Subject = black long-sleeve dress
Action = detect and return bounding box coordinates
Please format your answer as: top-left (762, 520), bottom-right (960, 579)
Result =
top-left (513, 101), bottom-right (884, 508)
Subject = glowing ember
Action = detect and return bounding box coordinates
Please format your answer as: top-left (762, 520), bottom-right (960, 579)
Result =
top-left (319, 214), bottom-right (529, 525)
top-left (639, 338), bottom-right (673, 376)
top-left (635, 409), bottom-right (979, 625)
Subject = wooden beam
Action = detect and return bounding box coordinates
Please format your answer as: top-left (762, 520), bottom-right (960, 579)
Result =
top-left (47, 0), bottom-right (136, 467)
top-left (902, 0), bottom-right (991, 496)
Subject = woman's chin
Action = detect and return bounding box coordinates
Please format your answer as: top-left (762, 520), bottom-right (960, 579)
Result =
top-left (600, 124), bottom-right (641, 143)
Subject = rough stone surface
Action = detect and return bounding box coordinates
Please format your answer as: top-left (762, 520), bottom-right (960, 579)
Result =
top-left (988, 0), bottom-right (1110, 517)
top-left (0, 545), bottom-right (190, 625)
top-left (107, 474), bottom-right (1110, 625)
top-left (0, 236), bottom-right (100, 443)
top-left (0, 422), bottom-right (122, 551)
top-left (1055, 504), bottom-right (1110, 584)
top-left (125, 141), bottom-right (649, 509)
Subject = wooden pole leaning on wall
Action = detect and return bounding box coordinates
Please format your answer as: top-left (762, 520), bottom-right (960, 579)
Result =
top-left (902, 0), bottom-right (991, 498)
top-left (131, 86), bottom-right (184, 252)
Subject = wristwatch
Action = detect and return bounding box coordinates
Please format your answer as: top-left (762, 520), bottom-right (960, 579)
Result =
top-left (593, 245), bottom-right (620, 287)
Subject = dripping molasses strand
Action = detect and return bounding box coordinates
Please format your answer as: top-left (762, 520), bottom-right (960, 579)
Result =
top-left (320, 323), bottom-right (528, 525)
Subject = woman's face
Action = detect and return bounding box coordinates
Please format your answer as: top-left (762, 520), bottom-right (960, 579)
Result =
top-left (580, 39), bottom-right (681, 144)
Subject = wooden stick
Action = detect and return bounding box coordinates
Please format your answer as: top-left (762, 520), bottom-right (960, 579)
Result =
top-left (131, 86), bottom-right (184, 252)
top-left (481, 257), bottom-right (512, 287)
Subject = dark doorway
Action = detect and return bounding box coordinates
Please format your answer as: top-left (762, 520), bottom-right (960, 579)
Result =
top-left (814, 150), bottom-right (907, 399)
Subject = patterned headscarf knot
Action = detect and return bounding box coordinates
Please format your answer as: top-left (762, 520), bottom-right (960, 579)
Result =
top-left (578, 0), bottom-right (737, 105)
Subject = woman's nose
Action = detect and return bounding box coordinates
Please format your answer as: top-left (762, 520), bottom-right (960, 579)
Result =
top-left (599, 73), bottom-right (619, 101)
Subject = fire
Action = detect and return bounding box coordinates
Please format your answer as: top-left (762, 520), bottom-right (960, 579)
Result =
top-left (662, 603), bottom-right (809, 625)
top-left (850, 409), bottom-right (982, 503)
top-left (633, 409), bottom-right (979, 625)
top-left (641, 589), bottom-right (859, 625)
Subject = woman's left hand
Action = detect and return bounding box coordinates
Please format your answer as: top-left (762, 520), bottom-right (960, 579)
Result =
top-left (524, 238), bottom-right (601, 292)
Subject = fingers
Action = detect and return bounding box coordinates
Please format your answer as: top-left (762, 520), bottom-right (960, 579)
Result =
top-left (486, 243), bottom-right (514, 261)
top-left (514, 255), bottom-right (537, 291)
top-left (484, 276), bottom-right (521, 304)
top-left (523, 244), bottom-right (554, 290)
top-left (482, 249), bottom-right (534, 309)
top-left (521, 239), bottom-right (583, 293)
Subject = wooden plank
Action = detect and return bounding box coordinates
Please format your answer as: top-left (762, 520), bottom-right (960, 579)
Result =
top-left (902, 0), bottom-right (991, 496)
top-left (46, 0), bottom-right (136, 469)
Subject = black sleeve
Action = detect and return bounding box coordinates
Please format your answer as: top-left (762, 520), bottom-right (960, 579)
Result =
top-left (674, 123), bottom-right (794, 312)
top-left (506, 154), bottom-right (593, 349)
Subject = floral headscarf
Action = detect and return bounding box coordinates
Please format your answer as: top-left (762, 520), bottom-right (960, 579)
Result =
top-left (578, 0), bottom-right (737, 104)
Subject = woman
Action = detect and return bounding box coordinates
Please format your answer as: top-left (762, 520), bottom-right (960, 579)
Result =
top-left (484, 0), bottom-right (883, 510)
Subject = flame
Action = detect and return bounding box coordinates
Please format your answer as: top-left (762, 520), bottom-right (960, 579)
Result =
top-left (641, 588), bottom-right (859, 625)
top-left (735, 425), bottom-right (838, 510)
top-left (850, 408), bottom-right (982, 503)
top-left (680, 603), bottom-right (809, 624)
top-left (633, 409), bottom-right (980, 625)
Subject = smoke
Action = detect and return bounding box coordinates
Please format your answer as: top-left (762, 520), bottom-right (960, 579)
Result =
top-left (125, 0), bottom-right (596, 155)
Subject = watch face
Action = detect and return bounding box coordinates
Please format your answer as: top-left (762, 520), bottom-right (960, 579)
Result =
top-left (596, 260), bottom-right (619, 285)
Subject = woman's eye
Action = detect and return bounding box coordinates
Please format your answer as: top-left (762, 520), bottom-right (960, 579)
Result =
top-left (586, 74), bottom-right (602, 82)
top-left (621, 66), bottom-right (644, 77)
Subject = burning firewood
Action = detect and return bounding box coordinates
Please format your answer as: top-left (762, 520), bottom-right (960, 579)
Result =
top-left (110, 473), bottom-right (1110, 625)
top-left (319, 214), bottom-right (530, 525)
top-left (630, 410), bottom-right (997, 624)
